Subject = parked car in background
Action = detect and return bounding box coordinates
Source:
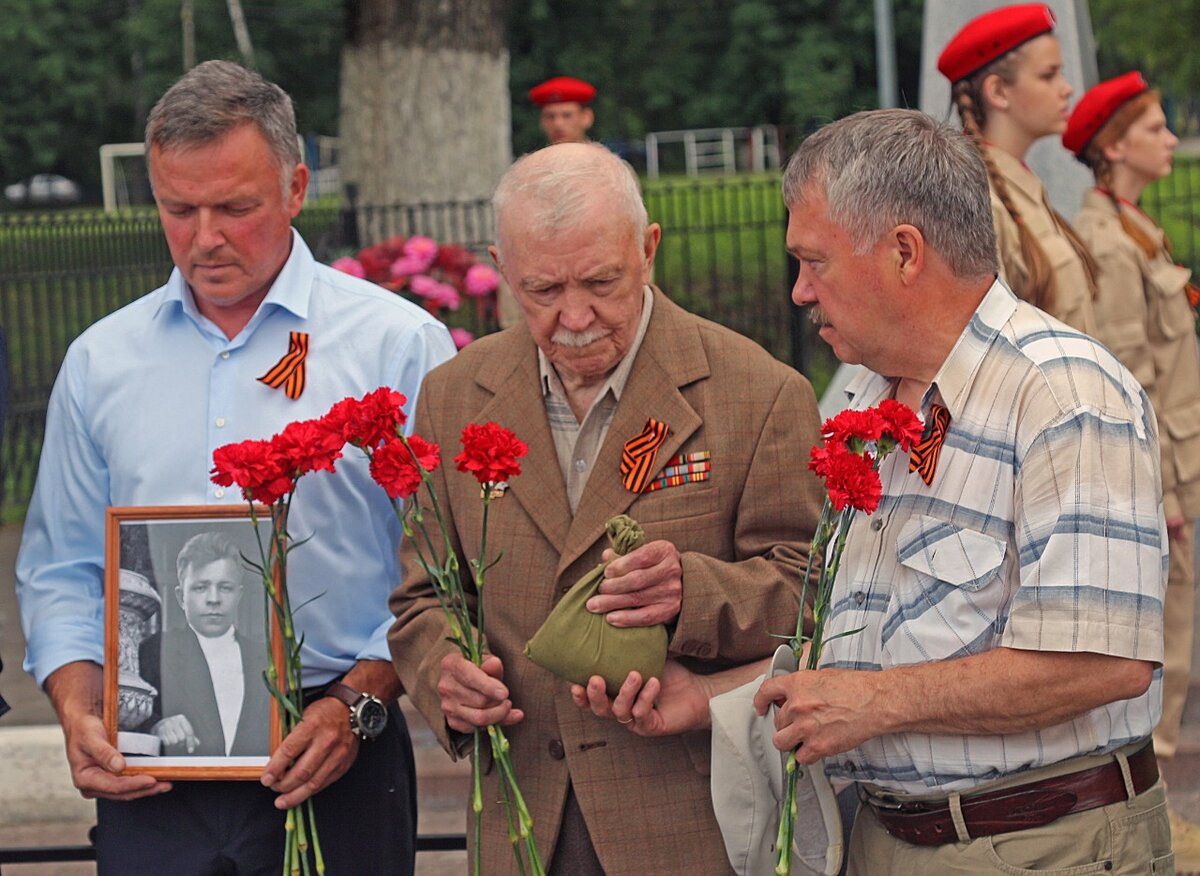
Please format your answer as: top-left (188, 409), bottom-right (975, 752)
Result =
top-left (4, 173), bottom-right (82, 206)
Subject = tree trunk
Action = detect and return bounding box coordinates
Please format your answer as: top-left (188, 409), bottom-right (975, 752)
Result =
top-left (339, 0), bottom-right (512, 211)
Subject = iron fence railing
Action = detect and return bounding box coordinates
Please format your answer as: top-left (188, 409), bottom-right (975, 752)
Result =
top-left (3, 160), bottom-right (1198, 517)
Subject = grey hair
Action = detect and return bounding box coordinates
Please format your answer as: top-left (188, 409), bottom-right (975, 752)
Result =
top-left (492, 143), bottom-right (648, 258)
top-left (176, 531), bottom-right (242, 585)
top-left (782, 109), bottom-right (997, 279)
top-left (146, 60), bottom-right (301, 191)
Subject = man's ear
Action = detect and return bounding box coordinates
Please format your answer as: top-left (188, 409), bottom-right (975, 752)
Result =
top-left (174, 585), bottom-right (185, 612)
top-left (488, 244), bottom-right (501, 270)
top-left (893, 225), bottom-right (924, 285)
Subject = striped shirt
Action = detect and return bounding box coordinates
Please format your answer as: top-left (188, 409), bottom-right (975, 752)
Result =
top-left (822, 279), bottom-right (1166, 795)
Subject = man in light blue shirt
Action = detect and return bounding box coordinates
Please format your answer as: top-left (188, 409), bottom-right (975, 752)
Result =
top-left (16, 60), bottom-right (454, 874)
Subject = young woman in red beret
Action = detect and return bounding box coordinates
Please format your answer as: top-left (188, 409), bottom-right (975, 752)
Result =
top-left (1066, 73), bottom-right (1200, 861)
top-left (938, 3), bottom-right (1099, 334)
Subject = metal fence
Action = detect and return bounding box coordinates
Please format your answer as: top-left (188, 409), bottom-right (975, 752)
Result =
top-left (0, 176), bottom-right (804, 516)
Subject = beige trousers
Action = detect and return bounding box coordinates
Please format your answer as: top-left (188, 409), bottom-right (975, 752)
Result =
top-left (848, 779), bottom-right (1172, 875)
top-left (1155, 520), bottom-right (1195, 761)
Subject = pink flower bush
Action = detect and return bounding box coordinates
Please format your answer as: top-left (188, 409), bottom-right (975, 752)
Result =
top-left (450, 327), bottom-right (475, 350)
top-left (331, 256), bottom-right (365, 278)
top-left (464, 264), bottom-right (500, 297)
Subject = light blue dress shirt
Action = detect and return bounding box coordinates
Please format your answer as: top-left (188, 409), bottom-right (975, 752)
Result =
top-left (17, 230), bottom-right (456, 687)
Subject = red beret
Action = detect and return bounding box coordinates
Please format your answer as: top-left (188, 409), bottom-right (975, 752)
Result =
top-left (937, 3), bottom-right (1056, 83)
top-left (528, 77), bottom-right (596, 107)
top-left (1063, 71), bottom-right (1150, 157)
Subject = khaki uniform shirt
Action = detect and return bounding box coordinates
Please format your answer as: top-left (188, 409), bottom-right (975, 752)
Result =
top-left (1075, 189), bottom-right (1200, 520)
top-left (987, 145), bottom-right (1098, 336)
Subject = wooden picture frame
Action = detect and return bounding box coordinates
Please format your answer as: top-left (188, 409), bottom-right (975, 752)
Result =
top-left (104, 505), bottom-right (283, 780)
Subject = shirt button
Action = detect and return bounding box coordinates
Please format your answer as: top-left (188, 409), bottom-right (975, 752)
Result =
top-left (220, 351), bottom-right (231, 360)
top-left (855, 591), bottom-right (865, 605)
top-left (214, 488), bottom-right (226, 499)
top-left (573, 459), bottom-right (587, 473)
top-left (548, 739), bottom-right (565, 760)
top-left (870, 517), bottom-right (883, 531)
top-left (215, 417), bottom-right (226, 428)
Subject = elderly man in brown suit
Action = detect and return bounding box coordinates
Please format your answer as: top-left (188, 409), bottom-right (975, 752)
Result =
top-left (388, 142), bottom-right (823, 874)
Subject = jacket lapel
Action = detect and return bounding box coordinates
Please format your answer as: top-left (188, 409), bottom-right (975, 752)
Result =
top-left (556, 291), bottom-right (709, 577)
top-left (474, 326), bottom-right (571, 555)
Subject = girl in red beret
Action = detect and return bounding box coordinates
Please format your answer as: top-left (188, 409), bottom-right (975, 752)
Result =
top-left (1068, 75), bottom-right (1200, 863)
top-left (938, 3), bottom-right (1099, 334)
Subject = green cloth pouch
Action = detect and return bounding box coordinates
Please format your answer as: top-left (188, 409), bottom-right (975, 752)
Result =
top-left (524, 514), bottom-right (668, 696)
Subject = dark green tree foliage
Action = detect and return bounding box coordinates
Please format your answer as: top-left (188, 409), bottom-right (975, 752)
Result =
top-left (0, 0), bottom-right (342, 195)
top-left (1090, 0), bottom-right (1200, 100)
top-left (507, 0), bottom-right (924, 157)
top-left (0, 0), bottom-right (135, 196)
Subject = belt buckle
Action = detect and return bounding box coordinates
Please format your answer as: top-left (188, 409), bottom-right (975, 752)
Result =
top-left (870, 794), bottom-right (909, 811)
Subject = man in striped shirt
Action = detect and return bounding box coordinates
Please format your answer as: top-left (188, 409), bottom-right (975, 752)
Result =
top-left (578, 108), bottom-right (1171, 874)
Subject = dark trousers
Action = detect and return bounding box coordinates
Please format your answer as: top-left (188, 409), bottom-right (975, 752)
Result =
top-left (96, 701), bottom-right (416, 875)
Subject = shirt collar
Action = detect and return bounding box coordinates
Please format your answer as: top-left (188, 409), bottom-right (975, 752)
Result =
top-left (155, 228), bottom-right (314, 339)
top-left (539, 285), bottom-right (655, 401)
top-left (843, 278), bottom-right (1016, 419)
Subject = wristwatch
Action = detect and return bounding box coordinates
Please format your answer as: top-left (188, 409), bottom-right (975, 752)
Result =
top-left (326, 682), bottom-right (388, 741)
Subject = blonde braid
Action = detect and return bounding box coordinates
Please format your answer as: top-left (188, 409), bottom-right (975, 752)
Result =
top-left (954, 80), bottom-right (1056, 314)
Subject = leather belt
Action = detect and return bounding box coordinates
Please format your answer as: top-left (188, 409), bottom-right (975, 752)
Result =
top-left (866, 743), bottom-right (1158, 847)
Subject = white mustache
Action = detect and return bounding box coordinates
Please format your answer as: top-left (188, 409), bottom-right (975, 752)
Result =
top-left (552, 328), bottom-right (611, 348)
top-left (808, 306), bottom-right (830, 327)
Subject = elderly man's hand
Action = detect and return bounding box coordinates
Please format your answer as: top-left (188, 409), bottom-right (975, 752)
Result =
top-left (587, 540), bottom-right (682, 626)
top-left (438, 653), bottom-right (524, 734)
top-left (570, 660), bottom-right (711, 736)
top-left (261, 697), bottom-right (359, 810)
top-left (152, 715), bottom-right (199, 754)
top-left (753, 668), bottom-right (886, 765)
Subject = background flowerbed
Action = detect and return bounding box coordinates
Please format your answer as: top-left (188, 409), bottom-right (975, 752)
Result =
top-left (332, 235), bottom-right (502, 349)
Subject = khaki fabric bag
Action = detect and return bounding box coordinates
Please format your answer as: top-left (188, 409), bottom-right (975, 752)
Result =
top-left (524, 515), bottom-right (668, 696)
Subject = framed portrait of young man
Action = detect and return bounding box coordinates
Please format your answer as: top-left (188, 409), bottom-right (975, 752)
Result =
top-left (103, 505), bottom-right (282, 779)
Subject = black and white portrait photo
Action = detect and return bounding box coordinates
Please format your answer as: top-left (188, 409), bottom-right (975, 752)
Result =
top-left (106, 507), bottom-right (277, 775)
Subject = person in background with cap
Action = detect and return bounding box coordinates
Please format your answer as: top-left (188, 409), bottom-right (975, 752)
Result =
top-left (939, 2), bottom-right (1100, 336)
top-left (529, 76), bottom-right (597, 145)
top-left (1066, 71), bottom-right (1200, 865)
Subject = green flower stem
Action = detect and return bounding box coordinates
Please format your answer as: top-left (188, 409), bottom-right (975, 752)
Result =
top-left (472, 730), bottom-right (483, 876)
top-left (496, 764), bottom-right (528, 876)
top-left (381, 442), bottom-right (543, 874)
top-left (247, 492), bottom-right (324, 876)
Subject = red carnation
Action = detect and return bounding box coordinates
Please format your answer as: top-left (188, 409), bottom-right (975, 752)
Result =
top-left (273, 417), bottom-right (345, 477)
top-left (809, 443), bottom-right (881, 514)
top-left (369, 435), bottom-right (441, 500)
top-left (454, 422), bottom-right (528, 485)
top-left (875, 399), bottom-right (924, 452)
top-left (820, 408), bottom-right (887, 446)
top-left (370, 439), bottom-right (420, 499)
top-left (210, 439), bottom-right (296, 505)
top-left (326, 388), bottom-right (409, 449)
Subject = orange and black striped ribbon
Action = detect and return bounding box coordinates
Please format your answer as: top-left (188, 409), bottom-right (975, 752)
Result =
top-left (257, 331), bottom-right (309, 400)
top-left (621, 418), bottom-right (670, 493)
top-left (909, 403), bottom-right (951, 486)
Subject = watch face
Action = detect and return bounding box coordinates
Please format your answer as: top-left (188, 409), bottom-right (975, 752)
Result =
top-left (356, 700), bottom-right (388, 738)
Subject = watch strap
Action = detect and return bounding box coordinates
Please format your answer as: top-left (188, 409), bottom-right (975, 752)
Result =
top-left (325, 681), bottom-right (361, 709)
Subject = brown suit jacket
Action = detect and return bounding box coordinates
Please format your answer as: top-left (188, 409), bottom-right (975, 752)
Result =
top-left (389, 289), bottom-right (823, 874)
